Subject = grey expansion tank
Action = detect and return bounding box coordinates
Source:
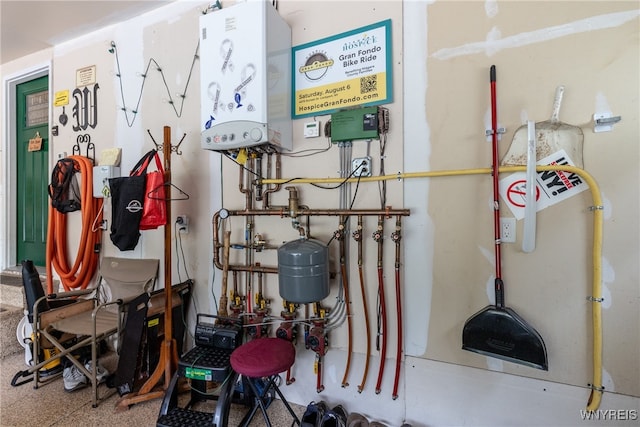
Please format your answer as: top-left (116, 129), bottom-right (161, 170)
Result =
top-left (278, 237), bottom-right (330, 303)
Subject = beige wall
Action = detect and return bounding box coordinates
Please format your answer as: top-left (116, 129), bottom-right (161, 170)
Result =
top-left (424, 0), bottom-right (639, 397)
top-left (1, 0), bottom-right (638, 424)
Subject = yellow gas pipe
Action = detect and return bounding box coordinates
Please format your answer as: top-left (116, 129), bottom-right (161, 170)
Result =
top-left (258, 165), bottom-right (604, 411)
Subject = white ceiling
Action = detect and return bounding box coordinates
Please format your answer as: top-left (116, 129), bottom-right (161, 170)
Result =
top-left (1, 1), bottom-right (175, 65)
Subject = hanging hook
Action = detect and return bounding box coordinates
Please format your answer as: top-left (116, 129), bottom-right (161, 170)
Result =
top-left (146, 130), bottom-right (185, 156)
top-left (72, 134), bottom-right (95, 161)
top-left (147, 129), bottom-right (161, 151)
top-left (172, 133), bottom-right (186, 156)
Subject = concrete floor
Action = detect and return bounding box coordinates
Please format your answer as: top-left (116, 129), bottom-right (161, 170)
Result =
top-left (0, 349), bottom-right (306, 427)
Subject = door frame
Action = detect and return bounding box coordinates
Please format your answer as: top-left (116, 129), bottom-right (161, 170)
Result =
top-left (1, 63), bottom-right (51, 270)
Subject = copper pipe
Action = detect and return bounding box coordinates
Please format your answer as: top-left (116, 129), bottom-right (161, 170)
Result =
top-left (218, 230), bottom-right (231, 317)
top-left (244, 219), bottom-right (253, 314)
top-left (262, 152), bottom-right (282, 209)
top-left (210, 207), bottom-right (409, 271)
top-left (355, 215), bottom-right (371, 393)
top-left (255, 154), bottom-right (263, 201)
top-left (374, 215), bottom-right (387, 395)
top-left (232, 270), bottom-right (239, 302)
top-left (391, 215), bottom-right (403, 400)
top-left (339, 222), bottom-right (353, 388)
top-left (316, 354), bottom-right (324, 393)
top-left (238, 162), bottom-right (252, 210)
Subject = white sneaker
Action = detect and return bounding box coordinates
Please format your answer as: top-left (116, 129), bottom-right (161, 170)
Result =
top-left (63, 365), bottom-right (88, 392)
top-left (85, 360), bottom-right (109, 384)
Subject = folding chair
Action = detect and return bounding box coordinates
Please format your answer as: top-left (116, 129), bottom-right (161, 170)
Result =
top-left (13, 257), bottom-right (159, 408)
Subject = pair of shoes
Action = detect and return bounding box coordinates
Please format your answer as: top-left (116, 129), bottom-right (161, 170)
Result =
top-left (347, 412), bottom-right (369, 427)
top-left (85, 360), bottom-right (109, 384)
top-left (301, 401), bottom-right (328, 427)
top-left (320, 404), bottom-right (348, 427)
top-left (63, 365), bottom-right (87, 392)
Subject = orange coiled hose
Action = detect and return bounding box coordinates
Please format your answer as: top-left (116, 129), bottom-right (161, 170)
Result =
top-left (46, 155), bottom-right (102, 293)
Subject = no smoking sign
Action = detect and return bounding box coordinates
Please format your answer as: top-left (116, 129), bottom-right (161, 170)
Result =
top-left (506, 179), bottom-right (540, 208)
top-left (499, 149), bottom-right (588, 220)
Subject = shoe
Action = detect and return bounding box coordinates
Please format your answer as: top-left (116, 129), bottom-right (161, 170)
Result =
top-left (63, 365), bottom-right (88, 392)
top-left (85, 360), bottom-right (109, 384)
top-left (347, 412), bottom-right (369, 427)
top-left (320, 404), bottom-right (348, 427)
top-left (301, 400), bottom-right (328, 427)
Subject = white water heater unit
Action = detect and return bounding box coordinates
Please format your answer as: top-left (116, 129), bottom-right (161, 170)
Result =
top-left (199, 1), bottom-right (292, 152)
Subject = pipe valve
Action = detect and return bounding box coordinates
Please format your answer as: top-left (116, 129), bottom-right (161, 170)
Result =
top-left (285, 186), bottom-right (299, 218)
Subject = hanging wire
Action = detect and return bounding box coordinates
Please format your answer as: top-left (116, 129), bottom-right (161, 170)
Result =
top-left (280, 136), bottom-right (332, 158)
top-left (174, 222), bottom-right (193, 283)
top-left (222, 151), bottom-right (362, 190)
top-left (174, 222), bottom-right (199, 341)
top-left (109, 40), bottom-right (200, 127)
top-left (378, 131), bottom-right (388, 208)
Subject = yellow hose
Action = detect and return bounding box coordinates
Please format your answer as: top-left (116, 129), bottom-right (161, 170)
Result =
top-left (259, 165), bottom-right (603, 410)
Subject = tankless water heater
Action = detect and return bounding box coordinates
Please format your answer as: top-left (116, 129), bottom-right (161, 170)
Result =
top-left (199, 1), bottom-right (292, 152)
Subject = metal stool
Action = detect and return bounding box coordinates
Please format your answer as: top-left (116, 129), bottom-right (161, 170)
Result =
top-left (230, 338), bottom-right (301, 427)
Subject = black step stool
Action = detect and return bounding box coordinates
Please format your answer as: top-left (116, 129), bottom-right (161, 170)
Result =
top-left (156, 345), bottom-right (238, 427)
top-left (157, 315), bottom-right (243, 427)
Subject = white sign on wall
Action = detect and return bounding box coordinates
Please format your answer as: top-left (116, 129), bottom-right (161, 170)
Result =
top-left (499, 149), bottom-right (588, 219)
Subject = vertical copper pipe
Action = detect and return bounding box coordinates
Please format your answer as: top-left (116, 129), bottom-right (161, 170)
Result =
top-left (262, 152), bottom-right (282, 209)
top-left (286, 368), bottom-right (294, 385)
top-left (232, 270), bottom-right (239, 311)
top-left (340, 221), bottom-right (353, 388)
top-left (218, 230), bottom-right (231, 317)
top-left (355, 215), bottom-right (371, 393)
top-left (374, 215), bottom-right (387, 394)
top-left (316, 354), bottom-right (324, 393)
top-left (238, 161), bottom-right (252, 210)
top-left (391, 216), bottom-right (402, 400)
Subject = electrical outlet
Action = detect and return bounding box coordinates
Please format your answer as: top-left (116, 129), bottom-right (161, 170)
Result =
top-left (176, 215), bottom-right (189, 234)
top-left (352, 156), bottom-right (372, 177)
top-left (500, 217), bottom-right (516, 243)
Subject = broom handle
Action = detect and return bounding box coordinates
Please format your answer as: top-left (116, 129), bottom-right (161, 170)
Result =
top-left (490, 65), bottom-right (505, 308)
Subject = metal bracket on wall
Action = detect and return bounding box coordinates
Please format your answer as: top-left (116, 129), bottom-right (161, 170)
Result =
top-left (593, 113), bottom-right (621, 133)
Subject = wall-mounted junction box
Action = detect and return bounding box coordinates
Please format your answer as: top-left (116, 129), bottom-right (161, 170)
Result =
top-left (330, 106), bottom-right (379, 142)
top-left (352, 156), bottom-right (372, 177)
top-left (199, 1), bottom-right (292, 152)
top-left (92, 165), bottom-right (120, 198)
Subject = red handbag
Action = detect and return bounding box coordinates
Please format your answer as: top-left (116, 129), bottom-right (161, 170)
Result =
top-left (131, 150), bottom-right (167, 230)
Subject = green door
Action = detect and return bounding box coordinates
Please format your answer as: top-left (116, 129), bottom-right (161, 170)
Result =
top-left (16, 76), bottom-right (49, 266)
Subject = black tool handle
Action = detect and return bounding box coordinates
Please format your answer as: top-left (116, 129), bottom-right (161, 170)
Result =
top-left (495, 278), bottom-right (505, 309)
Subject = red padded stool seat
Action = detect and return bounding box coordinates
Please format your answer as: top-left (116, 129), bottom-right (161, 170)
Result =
top-left (231, 338), bottom-right (300, 426)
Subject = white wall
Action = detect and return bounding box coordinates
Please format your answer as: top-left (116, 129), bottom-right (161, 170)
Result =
top-left (1, 1), bottom-right (638, 426)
